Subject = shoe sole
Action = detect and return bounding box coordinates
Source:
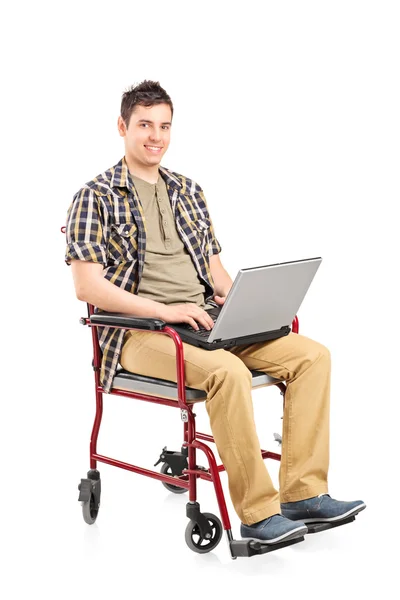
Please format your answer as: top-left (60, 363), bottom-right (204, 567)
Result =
top-left (242, 524), bottom-right (308, 545)
top-left (300, 503), bottom-right (366, 524)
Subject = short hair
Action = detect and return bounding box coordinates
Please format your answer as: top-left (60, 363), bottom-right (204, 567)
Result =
top-left (120, 80), bottom-right (174, 128)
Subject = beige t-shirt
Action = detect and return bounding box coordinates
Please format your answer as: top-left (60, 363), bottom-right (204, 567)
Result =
top-left (132, 173), bottom-right (214, 310)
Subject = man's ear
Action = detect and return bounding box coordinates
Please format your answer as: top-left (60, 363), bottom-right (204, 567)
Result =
top-left (117, 116), bottom-right (127, 137)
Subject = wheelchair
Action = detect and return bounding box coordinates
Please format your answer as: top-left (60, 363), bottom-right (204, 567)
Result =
top-left (73, 301), bottom-right (357, 560)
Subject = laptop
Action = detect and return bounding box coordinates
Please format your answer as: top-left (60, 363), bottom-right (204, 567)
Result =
top-left (172, 257), bottom-right (322, 349)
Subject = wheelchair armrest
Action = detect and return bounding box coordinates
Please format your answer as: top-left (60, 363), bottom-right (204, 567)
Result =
top-left (90, 312), bottom-right (166, 331)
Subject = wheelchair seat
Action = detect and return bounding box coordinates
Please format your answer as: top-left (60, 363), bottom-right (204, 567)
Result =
top-left (112, 368), bottom-right (281, 402)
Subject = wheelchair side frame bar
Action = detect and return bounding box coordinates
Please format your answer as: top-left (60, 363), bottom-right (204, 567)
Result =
top-left (81, 304), bottom-right (298, 533)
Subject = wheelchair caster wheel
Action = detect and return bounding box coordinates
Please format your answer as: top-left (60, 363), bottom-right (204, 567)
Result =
top-left (81, 494), bottom-right (100, 525)
top-left (160, 462), bottom-right (188, 494)
top-left (185, 512), bottom-right (223, 554)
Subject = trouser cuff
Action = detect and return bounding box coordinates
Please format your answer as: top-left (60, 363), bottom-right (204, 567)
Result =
top-left (241, 500), bottom-right (281, 526)
top-left (280, 484), bottom-right (329, 503)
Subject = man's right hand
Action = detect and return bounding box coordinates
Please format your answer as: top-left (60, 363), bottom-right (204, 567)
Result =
top-left (155, 303), bottom-right (214, 331)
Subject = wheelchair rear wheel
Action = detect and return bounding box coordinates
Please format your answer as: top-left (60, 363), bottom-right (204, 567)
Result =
top-left (160, 462), bottom-right (188, 494)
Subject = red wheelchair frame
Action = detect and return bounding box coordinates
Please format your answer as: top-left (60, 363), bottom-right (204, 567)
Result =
top-left (77, 298), bottom-right (303, 559)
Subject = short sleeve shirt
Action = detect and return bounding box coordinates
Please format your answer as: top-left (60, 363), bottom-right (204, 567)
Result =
top-left (65, 157), bottom-right (222, 393)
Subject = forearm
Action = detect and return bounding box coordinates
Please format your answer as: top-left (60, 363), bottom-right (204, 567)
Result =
top-left (212, 267), bottom-right (234, 297)
top-left (77, 275), bottom-right (164, 318)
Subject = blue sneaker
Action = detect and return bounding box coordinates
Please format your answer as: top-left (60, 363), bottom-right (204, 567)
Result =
top-left (281, 494), bottom-right (366, 523)
top-left (240, 514), bottom-right (308, 544)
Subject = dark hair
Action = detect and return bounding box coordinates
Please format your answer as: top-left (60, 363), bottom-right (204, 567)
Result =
top-left (120, 80), bottom-right (174, 128)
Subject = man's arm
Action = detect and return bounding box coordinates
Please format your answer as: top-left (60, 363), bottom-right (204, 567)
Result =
top-left (70, 260), bottom-right (215, 330)
top-left (70, 260), bottom-right (166, 317)
top-left (209, 253), bottom-right (233, 298)
top-left (194, 183), bottom-right (228, 297)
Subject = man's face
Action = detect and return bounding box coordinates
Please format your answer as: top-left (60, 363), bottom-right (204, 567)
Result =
top-left (118, 103), bottom-right (172, 167)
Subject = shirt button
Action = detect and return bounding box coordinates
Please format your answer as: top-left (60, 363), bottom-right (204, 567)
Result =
top-left (164, 220), bottom-right (167, 225)
top-left (161, 208), bottom-right (165, 214)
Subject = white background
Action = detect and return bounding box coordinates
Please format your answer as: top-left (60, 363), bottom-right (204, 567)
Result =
top-left (2, 0), bottom-right (399, 598)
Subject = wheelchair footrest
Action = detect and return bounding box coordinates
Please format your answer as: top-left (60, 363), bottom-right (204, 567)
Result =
top-left (306, 515), bottom-right (355, 533)
top-left (230, 535), bottom-right (305, 558)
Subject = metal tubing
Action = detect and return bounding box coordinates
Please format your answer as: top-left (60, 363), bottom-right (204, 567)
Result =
top-left (92, 453), bottom-right (190, 488)
top-left (101, 387), bottom-right (186, 408)
top-left (164, 326), bottom-right (188, 410)
top-left (89, 304), bottom-right (103, 470)
top-left (261, 450), bottom-right (281, 461)
top-left (87, 318), bottom-right (191, 411)
top-left (196, 432), bottom-right (214, 443)
top-left (225, 530), bottom-right (237, 560)
top-left (185, 403), bottom-right (198, 502)
top-left (185, 439), bottom-right (232, 531)
top-left (86, 311), bottom-right (192, 470)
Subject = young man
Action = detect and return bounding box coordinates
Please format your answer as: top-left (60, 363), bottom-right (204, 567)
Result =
top-left (65, 80), bottom-right (365, 545)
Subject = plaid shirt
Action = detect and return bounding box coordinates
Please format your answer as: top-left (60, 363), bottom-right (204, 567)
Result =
top-left (65, 157), bottom-right (222, 393)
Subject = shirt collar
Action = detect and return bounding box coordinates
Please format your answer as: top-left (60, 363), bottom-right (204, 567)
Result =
top-left (159, 166), bottom-right (182, 190)
top-left (109, 157), bottom-right (133, 191)
top-left (110, 157), bottom-right (182, 191)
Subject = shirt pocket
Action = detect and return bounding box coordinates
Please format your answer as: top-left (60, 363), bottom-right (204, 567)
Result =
top-left (193, 217), bottom-right (211, 254)
top-left (107, 222), bottom-right (138, 264)
top-left (195, 218), bottom-right (211, 232)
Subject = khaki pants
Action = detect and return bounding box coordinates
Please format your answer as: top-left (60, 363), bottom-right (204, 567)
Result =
top-left (120, 331), bottom-right (330, 525)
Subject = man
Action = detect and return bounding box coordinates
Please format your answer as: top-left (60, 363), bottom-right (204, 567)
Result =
top-left (65, 80), bottom-right (365, 545)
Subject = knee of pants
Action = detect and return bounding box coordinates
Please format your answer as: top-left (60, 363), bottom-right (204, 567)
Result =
top-left (308, 340), bottom-right (331, 366)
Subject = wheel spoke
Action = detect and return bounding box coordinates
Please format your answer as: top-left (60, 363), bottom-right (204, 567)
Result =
top-left (193, 526), bottom-right (207, 547)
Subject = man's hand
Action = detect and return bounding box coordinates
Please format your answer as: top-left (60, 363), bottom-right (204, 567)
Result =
top-left (213, 295), bottom-right (226, 306)
top-left (155, 303), bottom-right (215, 331)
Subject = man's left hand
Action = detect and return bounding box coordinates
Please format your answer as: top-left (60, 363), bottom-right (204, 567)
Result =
top-left (213, 295), bottom-right (226, 306)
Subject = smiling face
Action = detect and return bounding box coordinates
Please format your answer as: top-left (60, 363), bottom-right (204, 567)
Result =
top-left (118, 103), bottom-right (172, 170)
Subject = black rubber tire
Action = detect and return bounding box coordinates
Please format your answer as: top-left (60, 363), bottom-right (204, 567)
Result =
top-left (160, 462), bottom-right (188, 494)
top-left (82, 493), bottom-right (99, 524)
top-left (185, 512), bottom-right (223, 554)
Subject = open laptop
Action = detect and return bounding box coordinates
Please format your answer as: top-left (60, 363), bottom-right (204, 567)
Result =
top-left (172, 257), bottom-right (322, 349)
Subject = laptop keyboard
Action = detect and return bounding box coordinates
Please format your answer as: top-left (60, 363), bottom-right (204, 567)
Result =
top-left (184, 326), bottom-right (211, 337)
top-left (179, 322), bottom-right (213, 337)
top-left (179, 310), bottom-right (220, 337)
